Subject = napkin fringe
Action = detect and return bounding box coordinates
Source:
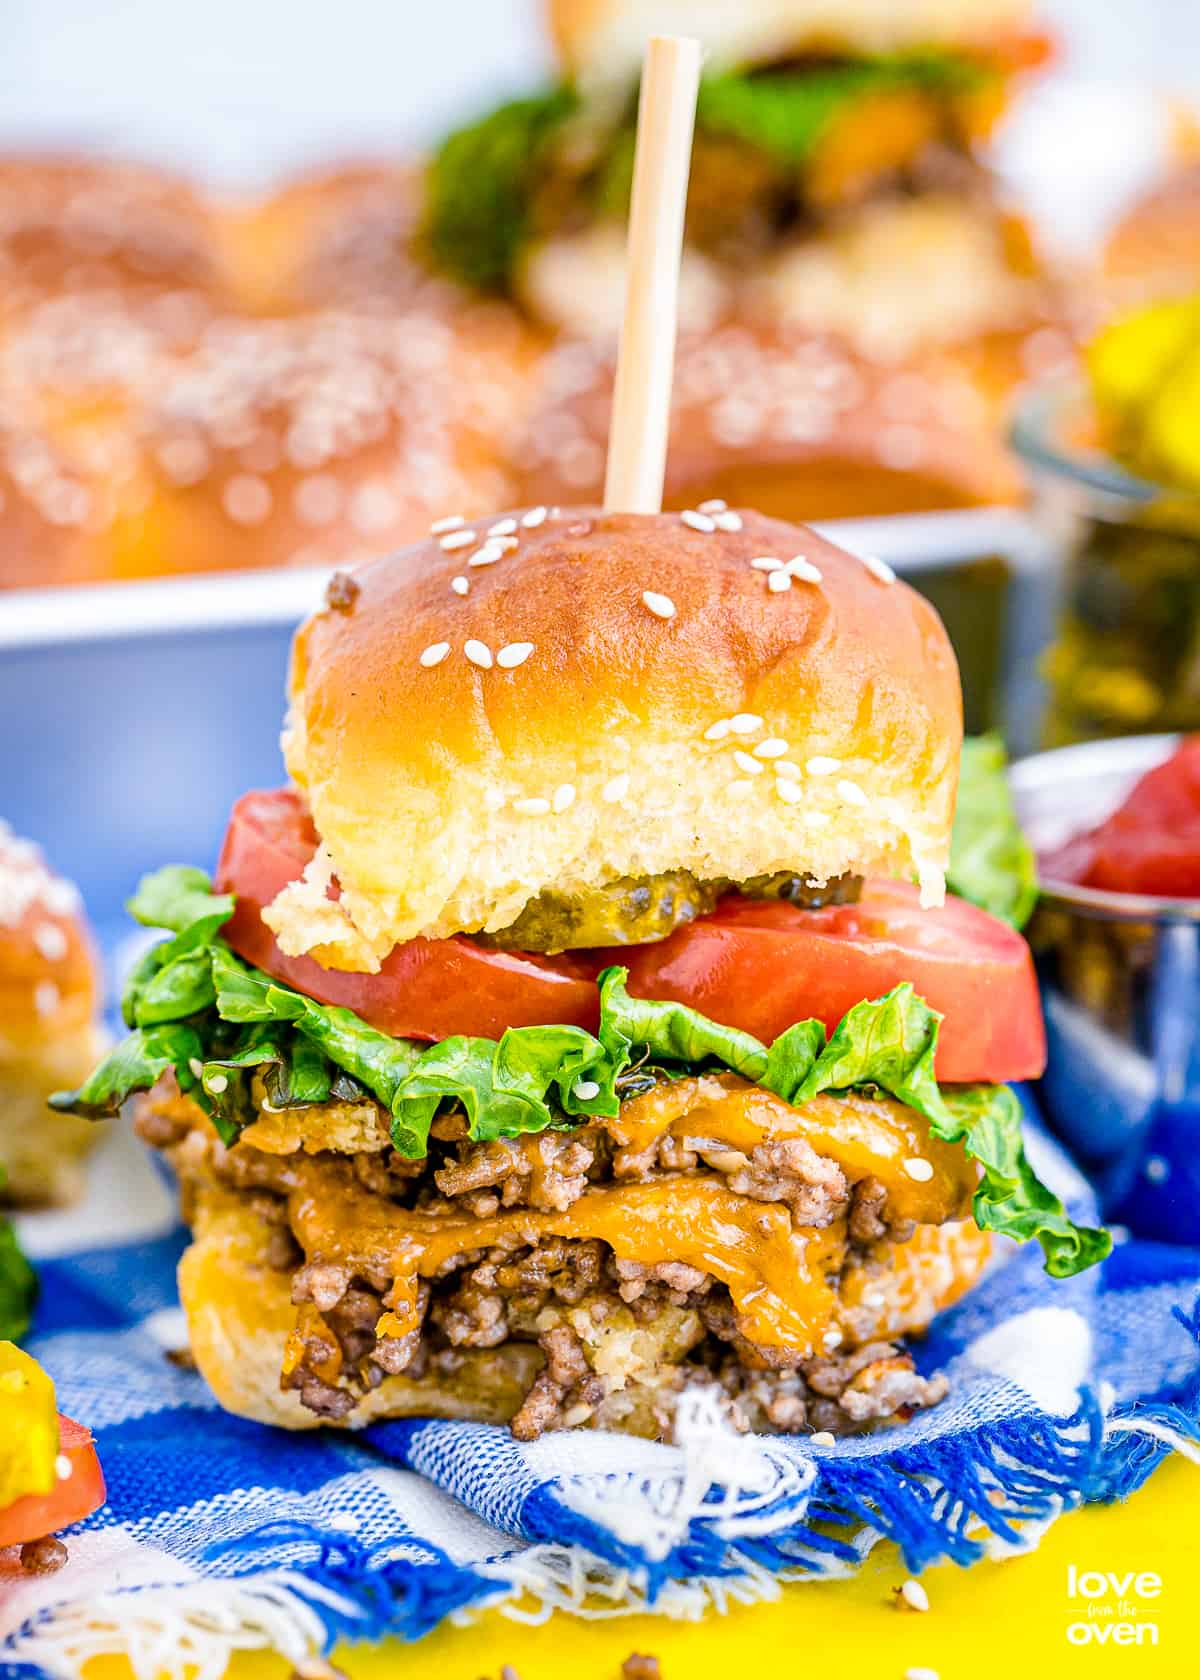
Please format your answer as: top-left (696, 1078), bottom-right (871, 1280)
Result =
top-left (7, 1307), bottom-right (1199, 1679)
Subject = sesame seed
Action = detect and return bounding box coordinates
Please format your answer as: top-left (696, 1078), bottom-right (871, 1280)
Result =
top-left (294, 474), bottom-right (342, 527)
top-left (488, 517), bottom-right (518, 537)
top-left (33, 921), bottom-right (68, 961)
top-left (750, 556), bottom-right (783, 571)
top-left (522, 505), bottom-right (548, 528)
top-left (483, 789), bottom-right (506, 812)
top-left (837, 779), bottom-right (869, 808)
top-left (754, 739), bottom-right (788, 758)
top-left (803, 811), bottom-right (832, 829)
top-left (573, 1079), bottom-right (600, 1101)
top-left (904, 1669), bottom-right (939, 1680)
top-left (704, 719), bottom-right (731, 741)
top-left (900, 1580), bottom-right (930, 1613)
top-left (681, 509), bottom-right (716, 533)
top-left (641, 591), bottom-right (676, 620)
top-left (733, 750), bottom-right (763, 776)
top-left (513, 797), bottom-right (551, 816)
top-left (822, 1327), bottom-right (843, 1350)
top-left (552, 783), bottom-right (576, 813)
top-left (55, 1454), bottom-right (72, 1481)
top-left (222, 474), bottom-right (272, 526)
top-left (188, 1059), bottom-right (204, 1080)
top-left (729, 714), bottom-right (762, 735)
top-left (713, 510), bottom-right (743, 532)
top-left (420, 642), bottom-right (450, 668)
top-left (351, 482), bottom-right (399, 535)
top-left (698, 498), bottom-right (727, 513)
top-left (603, 773), bottom-right (630, 803)
top-left (464, 639), bottom-right (493, 669)
top-left (776, 779), bottom-right (803, 805)
top-left (726, 779), bottom-right (755, 798)
top-left (774, 760), bottom-right (802, 781)
top-left (468, 539), bottom-right (507, 567)
top-left (806, 756), bottom-right (841, 775)
top-left (863, 553), bottom-right (897, 584)
top-left (207, 1073), bottom-right (229, 1094)
top-left (767, 570), bottom-right (792, 593)
top-left (810, 1431), bottom-right (836, 1448)
top-left (861, 1288), bottom-right (885, 1308)
top-left (903, 1157), bottom-right (934, 1183)
top-left (787, 555), bottom-right (823, 584)
top-left (440, 529), bottom-right (476, 551)
top-left (430, 514), bottom-right (465, 534)
top-left (450, 575), bottom-right (469, 596)
top-left (34, 980), bottom-right (59, 1017)
top-left (497, 642), bottom-right (534, 669)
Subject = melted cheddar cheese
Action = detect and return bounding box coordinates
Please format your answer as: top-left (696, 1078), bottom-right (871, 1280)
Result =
top-left (261, 1076), bottom-right (981, 1362)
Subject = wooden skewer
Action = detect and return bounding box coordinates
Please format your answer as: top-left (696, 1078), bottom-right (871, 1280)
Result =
top-left (603, 34), bottom-right (702, 515)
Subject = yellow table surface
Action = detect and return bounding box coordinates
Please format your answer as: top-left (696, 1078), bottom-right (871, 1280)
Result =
top-left (82, 1456), bottom-right (1199, 1680)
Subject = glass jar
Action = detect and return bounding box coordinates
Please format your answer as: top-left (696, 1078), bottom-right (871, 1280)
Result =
top-left (1012, 382), bottom-right (1200, 747)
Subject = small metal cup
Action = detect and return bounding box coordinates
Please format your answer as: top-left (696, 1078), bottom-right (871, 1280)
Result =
top-left (1010, 733), bottom-right (1200, 1228)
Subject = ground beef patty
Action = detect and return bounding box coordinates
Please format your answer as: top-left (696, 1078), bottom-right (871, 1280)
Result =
top-left (137, 1069), bottom-right (981, 1440)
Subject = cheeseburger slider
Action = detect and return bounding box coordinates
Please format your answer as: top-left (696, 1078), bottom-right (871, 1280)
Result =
top-left (55, 507), bottom-right (1106, 1438)
top-left (426, 0), bottom-right (1056, 358)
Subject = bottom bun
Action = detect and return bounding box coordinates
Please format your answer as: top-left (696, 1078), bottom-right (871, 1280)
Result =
top-left (179, 1184), bottom-right (542, 1431)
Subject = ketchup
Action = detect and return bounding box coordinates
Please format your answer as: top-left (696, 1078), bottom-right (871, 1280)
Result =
top-left (1043, 737), bottom-right (1200, 897)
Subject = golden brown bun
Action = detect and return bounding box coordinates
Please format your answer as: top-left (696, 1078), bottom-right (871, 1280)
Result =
top-left (745, 195), bottom-right (1052, 362)
top-left (0, 154), bottom-right (230, 326)
top-left (0, 824), bottom-right (106, 1205)
top-left (275, 508), bottom-right (961, 968)
top-left (1103, 165), bottom-right (1200, 308)
top-left (225, 162), bottom-right (439, 317)
top-left (0, 297), bottom-right (538, 588)
top-left (0, 418), bottom-right (104, 589)
top-left (547, 0), bottom-right (1035, 79)
top-left (513, 325), bottom-right (1024, 522)
top-left (130, 310), bottom-right (532, 579)
top-left (179, 1183), bottom-right (543, 1430)
top-left (177, 1178), bottom-right (990, 1433)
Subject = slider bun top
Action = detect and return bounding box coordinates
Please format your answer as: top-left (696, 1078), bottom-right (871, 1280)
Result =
top-left (275, 508), bottom-right (961, 968)
top-left (0, 154), bottom-right (228, 324)
top-left (547, 0), bottom-right (1034, 80)
top-left (0, 824), bottom-right (98, 1055)
top-left (513, 323), bottom-right (1024, 520)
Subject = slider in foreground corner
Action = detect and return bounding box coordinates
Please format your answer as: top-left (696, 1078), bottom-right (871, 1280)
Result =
top-left (55, 506), bottom-right (1108, 1439)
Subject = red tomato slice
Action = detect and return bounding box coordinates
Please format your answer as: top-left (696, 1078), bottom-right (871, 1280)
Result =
top-left (215, 789), bottom-right (1044, 1082)
top-left (0, 1415), bottom-right (105, 1548)
top-left (1043, 737), bottom-right (1200, 899)
top-left (215, 789), bottom-right (600, 1041)
top-left (614, 879), bottom-right (1046, 1084)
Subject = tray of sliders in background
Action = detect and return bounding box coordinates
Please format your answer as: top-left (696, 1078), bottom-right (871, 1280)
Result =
top-left (0, 0), bottom-right (1091, 916)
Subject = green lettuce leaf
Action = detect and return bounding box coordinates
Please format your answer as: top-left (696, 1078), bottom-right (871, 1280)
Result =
top-left (52, 867), bottom-right (1108, 1277)
top-left (949, 736), bottom-right (1039, 929)
top-left (425, 85), bottom-right (578, 292)
top-left (50, 1022), bottom-right (206, 1121)
top-left (0, 1177), bottom-right (36, 1343)
top-left (598, 965), bottom-right (769, 1080)
top-left (128, 864), bottom-right (235, 938)
top-left (695, 52), bottom-right (984, 164)
top-left (935, 1085), bottom-right (1112, 1278)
